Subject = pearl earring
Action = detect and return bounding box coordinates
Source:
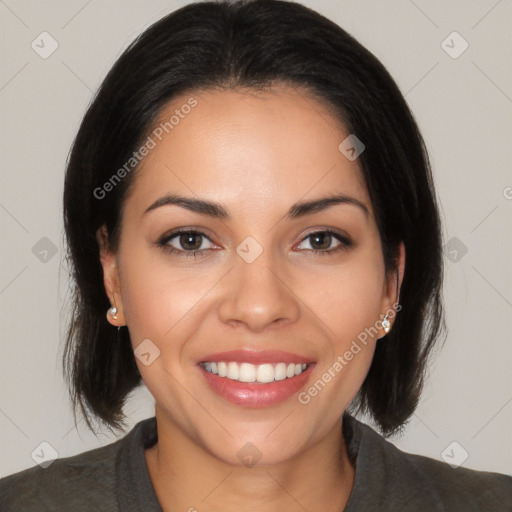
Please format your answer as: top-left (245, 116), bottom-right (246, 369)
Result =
top-left (382, 314), bottom-right (391, 333)
top-left (109, 306), bottom-right (118, 320)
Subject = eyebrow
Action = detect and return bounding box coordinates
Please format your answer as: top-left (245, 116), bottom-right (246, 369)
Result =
top-left (143, 193), bottom-right (369, 220)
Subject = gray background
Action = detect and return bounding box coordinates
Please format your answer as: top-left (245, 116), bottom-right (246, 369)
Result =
top-left (1, 0), bottom-right (511, 477)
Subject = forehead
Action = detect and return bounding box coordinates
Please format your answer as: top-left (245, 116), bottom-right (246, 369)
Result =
top-left (126, 85), bottom-right (371, 218)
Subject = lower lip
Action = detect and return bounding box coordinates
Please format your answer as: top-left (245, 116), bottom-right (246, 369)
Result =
top-left (199, 365), bottom-right (314, 407)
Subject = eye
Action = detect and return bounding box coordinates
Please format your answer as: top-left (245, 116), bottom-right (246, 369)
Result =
top-left (296, 230), bottom-right (351, 255)
top-left (157, 230), bottom-right (215, 258)
top-left (157, 228), bottom-right (351, 259)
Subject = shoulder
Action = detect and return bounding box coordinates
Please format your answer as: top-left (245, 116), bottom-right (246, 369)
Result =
top-left (347, 416), bottom-right (512, 511)
top-left (396, 446), bottom-right (512, 510)
top-left (0, 437), bottom-right (122, 511)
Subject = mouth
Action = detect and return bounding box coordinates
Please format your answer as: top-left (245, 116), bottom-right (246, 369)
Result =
top-left (200, 361), bottom-right (309, 383)
top-left (197, 350), bottom-right (315, 407)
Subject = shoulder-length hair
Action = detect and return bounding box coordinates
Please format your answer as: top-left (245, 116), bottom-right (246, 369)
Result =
top-left (63, 0), bottom-right (445, 436)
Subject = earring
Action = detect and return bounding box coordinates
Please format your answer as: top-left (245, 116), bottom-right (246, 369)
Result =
top-left (382, 314), bottom-right (391, 334)
top-left (108, 306), bottom-right (118, 320)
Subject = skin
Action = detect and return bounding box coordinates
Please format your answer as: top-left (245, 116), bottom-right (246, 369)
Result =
top-left (97, 84), bottom-right (405, 512)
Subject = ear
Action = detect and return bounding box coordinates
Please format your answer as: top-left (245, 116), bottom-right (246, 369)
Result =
top-left (378, 241), bottom-right (405, 337)
top-left (96, 224), bottom-right (126, 327)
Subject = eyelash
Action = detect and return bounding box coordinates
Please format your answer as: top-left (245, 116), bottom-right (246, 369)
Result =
top-left (156, 229), bottom-right (352, 259)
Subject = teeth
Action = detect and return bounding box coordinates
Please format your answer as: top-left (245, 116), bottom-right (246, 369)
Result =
top-left (275, 362), bottom-right (287, 381)
top-left (227, 362), bottom-right (239, 380)
top-left (239, 363), bottom-right (256, 382)
top-left (201, 361), bottom-right (308, 383)
top-left (257, 363), bottom-right (275, 383)
top-left (218, 362), bottom-right (227, 377)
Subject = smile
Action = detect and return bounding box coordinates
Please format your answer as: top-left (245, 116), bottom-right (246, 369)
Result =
top-left (200, 361), bottom-right (308, 383)
top-left (197, 349), bottom-right (315, 407)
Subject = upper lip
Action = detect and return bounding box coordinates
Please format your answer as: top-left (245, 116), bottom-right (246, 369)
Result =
top-left (198, 349), bottom-right (313, 365)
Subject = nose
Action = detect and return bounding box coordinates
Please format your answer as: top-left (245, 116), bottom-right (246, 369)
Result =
top-left (218, 245), bottom-right (300, 333)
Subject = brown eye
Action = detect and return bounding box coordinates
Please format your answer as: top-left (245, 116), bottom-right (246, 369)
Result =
top-left (157, 230), bottom-right (215, 258)
top-left (178, 232), bottom-right (203, 251)
top-left (296, 230), bottom-right (351, 255)
top-left (309, 232), bottom-right (333, 251)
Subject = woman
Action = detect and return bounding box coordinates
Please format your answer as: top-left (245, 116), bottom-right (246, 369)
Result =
top-left (1, 0), bottom-right (510, 510)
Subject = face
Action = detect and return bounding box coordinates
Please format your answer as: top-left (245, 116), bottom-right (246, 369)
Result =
top-left (98, 84), bottom-right (404, 466)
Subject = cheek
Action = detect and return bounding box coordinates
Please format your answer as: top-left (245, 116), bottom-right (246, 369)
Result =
top-left (120, 260), bottom-right (211, 344)
top-left (118, 242), bottom-right (223, 373)
top-left (300, 247), bottom-right (384, 404)
top-left (307, 255), bottom-right (385, 345)
top-left (118, 252), bottom-right (214, 410)
top-left (299, 274), bottom-right (382, 421)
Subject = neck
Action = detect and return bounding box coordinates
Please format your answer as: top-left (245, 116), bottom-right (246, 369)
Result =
top-left (145, 407), bottom-right (356, 512)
